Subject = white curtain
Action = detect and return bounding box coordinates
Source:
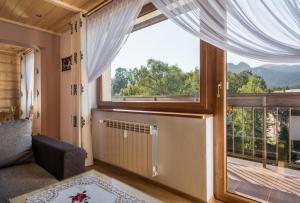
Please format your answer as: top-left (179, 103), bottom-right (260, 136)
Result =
top-left (24, 51), bottom-right (34, 118)
top-left (86, 0), bottom-right (144, 83)
top-left (151, 0), bottom-right (300, 62)
top-left (70, 13), bottom-right (94, 166)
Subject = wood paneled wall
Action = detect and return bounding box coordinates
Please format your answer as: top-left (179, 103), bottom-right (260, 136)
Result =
top-left (0, 52), bottom-right (20, 120)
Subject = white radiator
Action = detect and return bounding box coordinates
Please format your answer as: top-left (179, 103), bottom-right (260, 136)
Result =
top-left (100, 119), bottom-right (158, 177)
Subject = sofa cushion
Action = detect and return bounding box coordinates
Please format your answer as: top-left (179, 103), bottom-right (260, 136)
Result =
top-left (0, 119), bottom-right (34, 168)
top-left (0, 163), bottom-right (58, 203)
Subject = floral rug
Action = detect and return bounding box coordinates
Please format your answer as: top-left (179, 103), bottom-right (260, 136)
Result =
top-left (10, 170), bottom-right (163, 203)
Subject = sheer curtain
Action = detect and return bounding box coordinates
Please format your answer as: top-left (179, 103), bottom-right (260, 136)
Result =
top-left (24, 51), bottom-right (34, 118)
top-left (86, 0), bottom-right (144, 83)
top-left (151, 0), bottom-right (300, 62)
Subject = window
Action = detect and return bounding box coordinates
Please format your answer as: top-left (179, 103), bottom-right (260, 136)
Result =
top-left (225, 52), bottom-right (300, 203)
top-left (98, 4), bottom-right (218, 114)
top-left (110, 19), bottom-right (200, 102)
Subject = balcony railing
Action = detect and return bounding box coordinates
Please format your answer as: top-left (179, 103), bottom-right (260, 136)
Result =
top-left (227, 93), bottom-right (300, 169)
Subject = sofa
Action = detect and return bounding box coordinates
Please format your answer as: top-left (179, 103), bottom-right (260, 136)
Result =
top-left (0, 119), bottom-right (86, 203)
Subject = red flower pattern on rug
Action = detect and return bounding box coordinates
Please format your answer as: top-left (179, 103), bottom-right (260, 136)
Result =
top-left (69, 191), bottom-right (90, 203)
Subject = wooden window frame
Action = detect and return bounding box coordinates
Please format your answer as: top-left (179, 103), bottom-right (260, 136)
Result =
top-left (214, 50), bottom-right (259, 203)
top-left (96, 3), bottom-right (217, 114)
top-left (97, 41), bottom-right (217, 114)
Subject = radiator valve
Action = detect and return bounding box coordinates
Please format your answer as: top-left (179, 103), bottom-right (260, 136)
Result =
top-left (152, 165), bottom-right (158, 177)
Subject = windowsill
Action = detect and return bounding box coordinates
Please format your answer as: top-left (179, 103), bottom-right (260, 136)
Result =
top-left (92, 108), bottom-right (213, 119)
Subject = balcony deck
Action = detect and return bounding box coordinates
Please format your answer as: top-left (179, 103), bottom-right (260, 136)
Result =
top-left (227, 157), bottom-right (300, 203)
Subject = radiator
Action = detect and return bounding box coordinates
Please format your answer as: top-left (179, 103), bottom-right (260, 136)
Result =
top-left (100, 119), bottom-right (158, 177)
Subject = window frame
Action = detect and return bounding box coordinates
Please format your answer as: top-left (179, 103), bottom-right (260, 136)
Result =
top-left (97, 3), bottom-right (218, 114)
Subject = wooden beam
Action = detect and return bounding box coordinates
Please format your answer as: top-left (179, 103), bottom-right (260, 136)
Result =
top-left (43, 0), bottom-right (87, 13)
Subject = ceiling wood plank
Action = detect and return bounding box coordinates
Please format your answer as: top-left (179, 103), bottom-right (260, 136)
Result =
top-left (62, 0), bottom-right (86, 8)
top-left (0, 0), bottom-right (19, 18)
top-left (15, 0), bottom-right (35, 21)
top-left (42, 0), bottom-right (87, 13)
top-left (33, 4), bottom-right (59, 27)
top-left (81, 0), bottom-right (108, 12)
top-left (36, 7), bottom-right (70, 30)
top-left (0, 0), bottom-right (7, 11)
top-left (0, 0), bottom-right (107, 33)
top-left (51, 12), bottom-right (74, 33)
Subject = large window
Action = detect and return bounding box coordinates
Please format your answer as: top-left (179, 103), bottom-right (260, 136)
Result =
top-left (110, 19), bottom-right (200, 102)
top-left (98, 4), bottom-right (218, 114)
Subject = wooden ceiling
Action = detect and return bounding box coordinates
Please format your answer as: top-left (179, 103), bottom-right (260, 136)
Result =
top-left (0, 0), bottom-right (107, 34)
top-left (0, 42), bottom-right (29, 55)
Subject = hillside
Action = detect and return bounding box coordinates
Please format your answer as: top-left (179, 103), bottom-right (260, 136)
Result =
top-left (227, 62), bottom-right (300, 88)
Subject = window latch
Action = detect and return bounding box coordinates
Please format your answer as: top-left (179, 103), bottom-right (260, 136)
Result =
top-left (217, 82), bottom-right (222, 98)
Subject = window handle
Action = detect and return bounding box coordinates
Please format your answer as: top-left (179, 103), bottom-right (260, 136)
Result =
top-left (217, 82), bottom-right (222, 98)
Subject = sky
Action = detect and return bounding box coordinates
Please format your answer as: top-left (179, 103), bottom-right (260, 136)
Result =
top-left (111, 19), bottom-right (200, 75)
top-left (111, 19), bottom-right (292, 76)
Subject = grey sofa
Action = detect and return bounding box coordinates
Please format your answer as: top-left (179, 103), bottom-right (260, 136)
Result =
top-left (0, 119), bottom-right (86, 203)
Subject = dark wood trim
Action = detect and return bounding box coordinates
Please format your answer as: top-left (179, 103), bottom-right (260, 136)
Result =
top-left (138, 3), bottom-right (157, 18)
top-left (133, 3), bottom-right (167, 32)
top-left (97, 41), bottom-right (218, 114)
top-left (97, 76), bottom-right (102, 104)
top-left (85, 0), bottom-right (113, 17)
top-left (133, 14), bottom-right (167, 32)
top-left (86, 1), bottom-right (156, 17)
top-left (91, 159), bottom-right (206, 203)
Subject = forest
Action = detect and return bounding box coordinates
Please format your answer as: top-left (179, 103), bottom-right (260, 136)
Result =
top-left (111, 59), bottom-right (272, 97)
top-left (111, 59), bottom-right (200, 97)
top-left (111, 59), bottom-right (293, 163)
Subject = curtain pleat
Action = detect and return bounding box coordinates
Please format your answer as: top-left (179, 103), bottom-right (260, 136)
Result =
top-left (20, 51), bottom-right (34, 119)
top-left (151, 0), bottom-right (300, 62)
top-left (70, 13), bottom-right (94, 166)
top-left (86, 0), bottom-right (145, 83)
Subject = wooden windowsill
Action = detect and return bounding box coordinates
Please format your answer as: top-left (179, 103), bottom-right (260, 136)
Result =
top-left (92, 108), bottom-right (213, 119)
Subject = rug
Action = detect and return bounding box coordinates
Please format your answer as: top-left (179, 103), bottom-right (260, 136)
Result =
top-left (10, 170), bottom-right (163, 203)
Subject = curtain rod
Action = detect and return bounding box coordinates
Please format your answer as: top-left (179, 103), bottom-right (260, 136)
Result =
top-left (84, 0), bottom-right (113, 17)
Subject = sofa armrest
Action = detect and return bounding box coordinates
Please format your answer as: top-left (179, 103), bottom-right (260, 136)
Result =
top-left (32, 135), bottom-right (86, 180)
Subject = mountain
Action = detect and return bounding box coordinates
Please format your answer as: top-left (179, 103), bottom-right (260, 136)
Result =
top-left (227, 62), bottom-right (251, 73)
top-left (227, 62), bottom-right (300, 88)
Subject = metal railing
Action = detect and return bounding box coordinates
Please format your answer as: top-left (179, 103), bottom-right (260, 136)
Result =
top-left (227, 93), bottom-right (300, 169)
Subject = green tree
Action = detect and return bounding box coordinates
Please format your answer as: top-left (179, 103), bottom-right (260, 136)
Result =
top-left (114, 59), bottom-right (200, 97)
top-left (237, 75), bottom-right (267, 93)
top-left (227, 71), bottom-right (253, 94)
top-left (111, 68), bottom-right (130, 96)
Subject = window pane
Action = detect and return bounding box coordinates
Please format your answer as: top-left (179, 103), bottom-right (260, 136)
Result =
top-left (226, 52), bottom-right (300, 203)
top-left (109, 19), bottom-right (200, 102)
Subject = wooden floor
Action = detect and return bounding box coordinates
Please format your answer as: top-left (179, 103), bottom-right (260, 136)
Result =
top-left (227, 157), bottom-right (300, 203)
top-left (88, 160), bottom-right (222, 203)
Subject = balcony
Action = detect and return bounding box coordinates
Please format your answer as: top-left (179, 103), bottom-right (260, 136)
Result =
top-left (227, 93), bottom-right (300, 203)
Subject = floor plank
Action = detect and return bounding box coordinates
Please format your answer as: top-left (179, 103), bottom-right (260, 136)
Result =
top-left (88, 160), bottom-right (222, 203)
top-left (227, 157), bottom-right (300, 203)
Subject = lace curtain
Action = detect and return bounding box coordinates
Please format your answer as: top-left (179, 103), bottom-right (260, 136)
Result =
top-left (86, 0), bottom-right (300, 83)
top-left (151, 0), bottom-right (300, 62)
top-left (86, 0), bottom-right (144, 83)
top-left (23, 51), bottom-right (34, 118)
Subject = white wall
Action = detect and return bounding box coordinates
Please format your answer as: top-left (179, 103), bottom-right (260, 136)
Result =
top-left (92, 110), bottom-right (214, 202)
top-left (0, 20), bottom-right (61, 138)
